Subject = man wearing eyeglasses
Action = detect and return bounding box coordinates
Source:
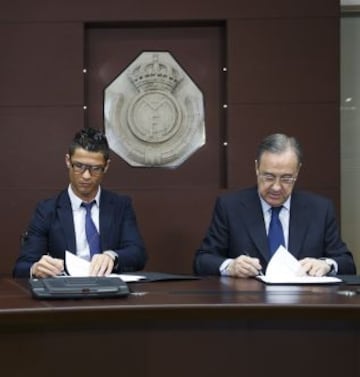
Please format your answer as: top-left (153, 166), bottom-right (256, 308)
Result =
top-left (13, 128), bottom-right (147, 278)
top-left (194, 133), bottom-right (356, 278)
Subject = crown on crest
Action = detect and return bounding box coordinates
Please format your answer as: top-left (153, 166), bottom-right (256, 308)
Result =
top-left (128, 53), bottom-right (183, 92)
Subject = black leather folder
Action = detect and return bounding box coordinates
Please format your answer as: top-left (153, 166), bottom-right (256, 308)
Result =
top-left (337, 275), bottom-right (360, 286)
top-left (29, 276), bottom-right (130, 299)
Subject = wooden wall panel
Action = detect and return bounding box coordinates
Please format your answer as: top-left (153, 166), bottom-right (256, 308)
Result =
top-left (0, 23), bottom-right (84, 106)
top-left (0, 1), bottom-right (339, 22)
top-left (226, 104), bottom-right (340, 190)
top-left (132, 189), bottom-right (219, 273)
top-left (0, 107), bottom-right (84, 275)
top-left (0, 0), bottom-right (342, 275)
top-left (227, 18), bottom-right (339, 103)
top-left (226, 16), bottom-right (340, 203)
top-left (85, 25), bottom-right (225, 190)
top-left (84, 24), bottom-right (226, 273)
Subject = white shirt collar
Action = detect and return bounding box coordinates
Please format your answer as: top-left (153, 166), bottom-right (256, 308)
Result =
top-left (67, 185), bottom-right (101, 210)
top-left (258, 193), bottom-right (291, 214)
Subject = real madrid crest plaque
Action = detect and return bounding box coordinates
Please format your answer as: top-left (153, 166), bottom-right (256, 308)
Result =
top-left (104, 51), bottom-right (205, 168)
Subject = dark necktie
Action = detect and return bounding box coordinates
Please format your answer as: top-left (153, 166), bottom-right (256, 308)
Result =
top-left (81, 201), bottom-right (101, 257)
top-left (268, 206), bottom-right (285, 256)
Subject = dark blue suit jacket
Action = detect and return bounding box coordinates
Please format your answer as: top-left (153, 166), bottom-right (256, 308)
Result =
top-left (13, 189), bottom-right (147, 277)
top-left (194, 187), bottom-right (356, 276)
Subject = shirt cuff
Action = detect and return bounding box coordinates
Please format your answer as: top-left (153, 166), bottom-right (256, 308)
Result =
top-left (219, 259), bottom-right (233, 276)
top-left (320, 258), bottom-right (338, 275)
top-left (103, 250), bottom-right (119, 269)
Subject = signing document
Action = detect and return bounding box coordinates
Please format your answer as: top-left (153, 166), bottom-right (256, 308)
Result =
top-left (64, 251), bottom-right (145, 282)
top-left (256, 246), bottom-right (342, 284)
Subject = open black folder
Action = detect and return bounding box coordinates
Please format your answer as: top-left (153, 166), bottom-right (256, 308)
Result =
top-left (29, 276), bottom-right (130, 299)
top-left (337, 275), bottom-right (360, 285)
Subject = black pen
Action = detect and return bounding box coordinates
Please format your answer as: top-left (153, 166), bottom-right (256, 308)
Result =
top-left (243, 251), bottom-right (264, 276)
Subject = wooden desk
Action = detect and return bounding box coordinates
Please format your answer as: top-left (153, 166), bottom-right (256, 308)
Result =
top-left (1, 276), bottom-right (360, 377)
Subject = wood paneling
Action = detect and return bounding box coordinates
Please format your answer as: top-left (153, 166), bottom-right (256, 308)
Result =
top-left (227, 18), bottom-right (339, 103)
top-left (0, 23), bottom-right (84, 106)
top-left (0, 107), bottom-right (84, 275)
top-left (85, 24), bottom-right (225, 190)
top-left (0, 0), bottom-right (339, 22)
top-left (226, 103), bottom-right (340, 191)
top-left (0, 0), bottom-right (341, 275)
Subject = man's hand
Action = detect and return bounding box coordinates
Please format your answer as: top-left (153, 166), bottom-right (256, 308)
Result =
top-left (89, 253), bottom-right (114, 276)
top-left (31, 255), bottom-right (64, 278)
top-left (299, 258), bottom-right (331, 277)
top-left (227, 254), bottom-right (263, 278)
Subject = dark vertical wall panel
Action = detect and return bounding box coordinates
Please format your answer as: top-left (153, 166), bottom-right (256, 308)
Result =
top-left (0, 1), bottom-right (339, 23)
top-left (227, 18), bottom-right (338, 103)
top-left (0, 0), bottom-right (341, 275)
top-left (227, 104), bottom-right (340, 188)
top-left (226, 17), bottom-right (340, 205)
top-left (0, 23), bottom-right (84, 274)
top-left (85, 25), bottom-right (225, 190)
top-left (85, 25), bottom-right (225, 272)
top-left (0, 23), bottom-right (84, 106)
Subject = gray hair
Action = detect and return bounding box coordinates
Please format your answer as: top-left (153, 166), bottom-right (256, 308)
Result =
top-left (256, 133), bottom-right (303, 165)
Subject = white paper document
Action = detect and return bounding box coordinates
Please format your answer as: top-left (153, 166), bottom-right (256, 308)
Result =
top-left (64, 251), bottom-right (146, 282)
top-left (256, 246), bottom-right (342, 284)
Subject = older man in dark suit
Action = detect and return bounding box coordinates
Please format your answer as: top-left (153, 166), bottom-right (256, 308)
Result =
top-left (194, 133), bottom-right (356, 278)
top-left (13, 128), bottom-right (147, 278)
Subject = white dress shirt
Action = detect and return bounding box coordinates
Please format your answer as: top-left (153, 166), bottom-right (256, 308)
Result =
top-left (259, 195), bottom-right (291, 249)
top-left (67, 185), bottom-right (101, 262)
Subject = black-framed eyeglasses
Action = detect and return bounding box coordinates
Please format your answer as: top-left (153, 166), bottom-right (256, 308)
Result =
top-left (70, 161), bottom-right (106, 176)
top-left (258, 173), bottom-right (297, 185)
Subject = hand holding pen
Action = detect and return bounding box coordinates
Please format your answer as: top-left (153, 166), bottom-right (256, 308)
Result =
top-left (30, 255), bottom-right (64, 278)
top-left (226, 252), bottom-right (264, 278)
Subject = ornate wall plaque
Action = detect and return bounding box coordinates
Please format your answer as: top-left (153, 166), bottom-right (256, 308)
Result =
top-left (104, 52), bottom-right (205, 167)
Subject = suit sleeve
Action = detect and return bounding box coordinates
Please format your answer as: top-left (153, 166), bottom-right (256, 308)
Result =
top-left (13, 201), bottom-right (53, 278)
top-left (106, 196), bottom-right (147, 273)
top-left (193, 197), bottom-right (230, 275)
top-left (323, 200), bottom-right (356, 274)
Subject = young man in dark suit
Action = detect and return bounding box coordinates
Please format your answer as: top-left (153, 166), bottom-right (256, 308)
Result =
top-left (194, 133), bottom-right (356, 278)
top-left (13, 128), bottom-right (147, 278)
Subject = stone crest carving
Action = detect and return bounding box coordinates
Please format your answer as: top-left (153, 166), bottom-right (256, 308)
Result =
top-left (104, 52), bottom-right (205, 167)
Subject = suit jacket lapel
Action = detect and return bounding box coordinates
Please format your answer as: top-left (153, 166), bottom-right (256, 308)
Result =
top-left (99, 190), bottom-right (113, 249)
top-left (57, 191), bottom-right (77, 253)
top-left (288, 192), bottom-right (309, 258)
top-left (241, 189), bottom-right (270, 262)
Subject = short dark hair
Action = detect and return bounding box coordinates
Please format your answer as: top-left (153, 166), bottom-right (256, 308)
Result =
top-left (69, 128), bottom-right (110, 161)
top-left (256, 133), bottom-right (303, 165)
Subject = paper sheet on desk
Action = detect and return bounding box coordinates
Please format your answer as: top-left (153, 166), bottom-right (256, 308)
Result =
top-left (65, 251), bottom-right (145, 282)
top-left (256, 246), bottom-right (342, 284)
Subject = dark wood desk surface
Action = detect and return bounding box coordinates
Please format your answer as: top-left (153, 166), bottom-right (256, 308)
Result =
top-left (1, 276), bottom-right (360, 377)
top-left (2, 275), bottom-right (360, 321)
